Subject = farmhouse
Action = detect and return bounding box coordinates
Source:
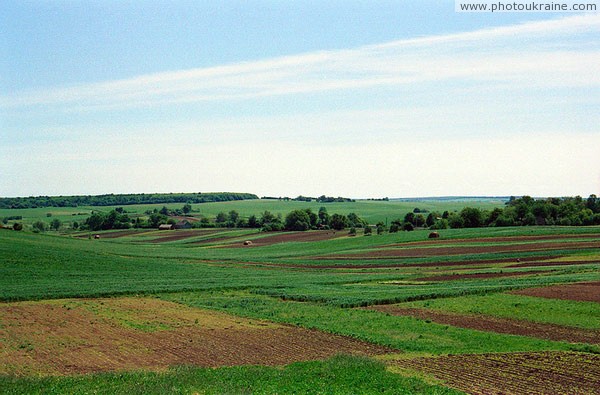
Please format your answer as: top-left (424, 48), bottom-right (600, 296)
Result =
top-left (174, 221), bottom-right (192, 229)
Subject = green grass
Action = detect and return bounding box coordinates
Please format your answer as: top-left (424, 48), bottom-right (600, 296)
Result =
top-left (401, 293), bottom-right (600, 329)
top-left (0, 354), bottom-right (463, 395)
top-left (160, 290), bottom-right (587, 355)
top-left (2, 221), bottom-right (599, 393)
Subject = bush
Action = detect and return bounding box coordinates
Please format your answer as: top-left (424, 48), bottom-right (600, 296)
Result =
top-left (13, 223), bottom-right (23, 231)
top-left (33, 221), bottom-right (47, 232)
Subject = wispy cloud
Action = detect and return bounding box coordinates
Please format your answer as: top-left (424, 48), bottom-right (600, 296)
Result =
top-left (2, 14), bottom-right (599, 112)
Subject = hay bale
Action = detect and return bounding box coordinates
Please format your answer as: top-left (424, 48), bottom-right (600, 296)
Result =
top-left (243, 240), bottom-right (253, 246)
top-left (428, 231), bottom-right (440, 239)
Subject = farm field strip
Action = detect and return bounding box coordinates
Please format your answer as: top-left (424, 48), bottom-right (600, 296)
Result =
top-left (395, 290), bottom-right (600, 329)
top-left (394, 351), bottom-right (600, 395)
top-left (511, 281), bottom-right (600, 303)
top-left (368, 305), bottom-right (600, 344)
top-left (320, 240), bottom-right (600, 259)
top-left (0, 297), bottom-right (392, 376)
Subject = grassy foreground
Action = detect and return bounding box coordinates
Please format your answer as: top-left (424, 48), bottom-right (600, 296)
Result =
top-left (0, 355), bottom-right (461, 395)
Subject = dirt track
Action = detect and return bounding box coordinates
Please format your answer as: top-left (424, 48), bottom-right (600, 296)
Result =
top-left (368, 305), bottom-right (600, 344)
top-left (511, 281), bottom-right (600, 303)
top-left (0, 298), bottom-right (392, 376)
top-left (396, 351), bottom-right (600, 395)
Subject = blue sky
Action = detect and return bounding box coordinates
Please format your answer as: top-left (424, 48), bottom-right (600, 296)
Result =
top-left (1, 1), bottom-right (599, 198)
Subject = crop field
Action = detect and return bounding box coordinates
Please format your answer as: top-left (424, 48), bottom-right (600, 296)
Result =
top-left (1, 203), bottom-right (599, 394)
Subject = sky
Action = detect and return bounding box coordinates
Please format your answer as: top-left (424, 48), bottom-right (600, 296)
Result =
top-left (1, 1), bottom-right (599, 199)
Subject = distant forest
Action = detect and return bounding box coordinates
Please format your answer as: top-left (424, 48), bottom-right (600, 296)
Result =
top-left (0, 192), bottom-right (259, 209)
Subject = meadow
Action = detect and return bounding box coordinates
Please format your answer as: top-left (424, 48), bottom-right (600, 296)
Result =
top-left (1, 199), bottom-right (599, 394)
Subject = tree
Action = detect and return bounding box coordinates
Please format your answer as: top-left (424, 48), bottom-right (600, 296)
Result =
top-left (50, 218), bottom-right (62, 231)
top-left (349, 227), bottom-right (357, 236)
top-left (318, 207), bottom-right (330, 226)
top-left (363, 226), bottom-right (372, 236)
top-left (285, 210), bottom-right (311, 231)
top-left (304, 209), bottom-right (318, 229)
top-left (248, 215), bottom-right (260, 228)
top-left (460, 207), bottom-right (483, 228)
top-left (159, 206), bottom-right (170, 216)
top-left (148, 212), bottom-right (167, 228)
top-left (215, 212), bottom-right (227, 224)
top-left (228, 210), bottom-right (239, 223)
top-left (182, 203), bottom-right (192, 214)
top-left (329, 213), bottom-right (348, 230)
top-left (347, 213), bottom-right (366, 228)
top-left (33, 221), bottom-right (47, 232)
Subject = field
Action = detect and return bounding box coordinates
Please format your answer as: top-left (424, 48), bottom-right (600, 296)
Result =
top-left (1, 200), bottom-right (599, 394)
top-left (0, 197), bottom-right (505, 229)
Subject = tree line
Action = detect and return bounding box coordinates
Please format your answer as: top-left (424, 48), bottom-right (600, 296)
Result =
top-left (75, 206), bottom-right (368, 232)
top-left (393, 195), bottom-right (600, 231)
top-left (0, 192), bottom-right (258, 209)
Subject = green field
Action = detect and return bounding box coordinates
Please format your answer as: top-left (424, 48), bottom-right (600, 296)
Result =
top-left (0, 197), bottom-right (506, 229)
top-left (1, 200), bottom-right (599, 394)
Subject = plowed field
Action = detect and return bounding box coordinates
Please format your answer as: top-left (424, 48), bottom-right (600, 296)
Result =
top-left (0, 298), bottom-right (392, 376)
top-left (323, 240), bottom-right (599, 259)
top-left (227, 231), bottom-right (343, 247)
top-left (368, 305), bottom-right (600, 344)
top-left (396, 351), bottom-right (600, 395)
top-left (512, 281), bottom-right (600, 303)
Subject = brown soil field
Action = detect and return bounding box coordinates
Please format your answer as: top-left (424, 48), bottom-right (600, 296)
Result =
top-left (74, 230), bottom-right (144, 239)
top-left (0, 298), bottom-right (392, 376)
top-left (226, 231), bottom-right (344, 248)
top-left (396, 351), bottom-right (600, 395)
top-left (368, 306), bottom-right (600, 344)
top-left (148, 230), bottom-right (225, 243)
top-left (415, 270), bottom-right (552, 282)
top-left (511, 281), bottom-right (600, 303)
top-left (507, 259), bottom-right (598, 268)
top-left (321, 240), bottom-right (599, 260)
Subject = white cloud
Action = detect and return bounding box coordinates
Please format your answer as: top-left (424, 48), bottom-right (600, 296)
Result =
top-left (2, 14), bottom-right (599, 112)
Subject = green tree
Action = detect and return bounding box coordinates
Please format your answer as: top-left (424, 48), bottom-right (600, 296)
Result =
top-left (228, 210), bottom-right (240, 223)
top-left (284, 210), bottom-right (311, 231)
top-left (33, 221), bottom-right (47, 232)
top-left (248, 215), bottom-right (260, 228)
top-left (329, 213), bottom-right (348, 230)
top-left (159, 206), bottom-right (170, 216)
top-left (50, 218), bottom-right (62, 231)
top-left (318, 207), bottom-right (330, 226)
top-left (182, 203), bottom-right (192, 214)
top-left (215, 212), bottom-right (227, 224)
top-left (363, 226), bottom-right (372, 236)
top-left (460, 207), bottom-right (483, 228)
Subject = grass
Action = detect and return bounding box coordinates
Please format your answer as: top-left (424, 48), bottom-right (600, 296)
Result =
top-left (160, 290), bottom-right (585, 355)
top-left (0, 198), bottom-right (505, 228)
top-left (1, 218), bottom-right (599, 394)
top-left (0, 354), bottom-right (463, 395)
top-left (401, 293), bottom-right (600, 329)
